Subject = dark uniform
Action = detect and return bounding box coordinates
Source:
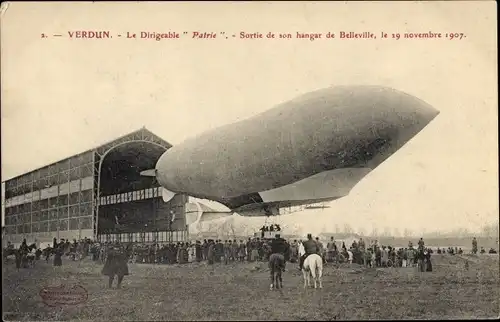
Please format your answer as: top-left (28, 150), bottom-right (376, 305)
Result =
top-left (53, 245), bottom-right (63, 267)
top-left (207, 240), bottom-right (215, 265)
top-left (424, 250), bottom-right (433, 272)
top-left (20, 240), bottom-right (29, 268)
top-left (299, 235), bottom-right (319, 270)
top-left (102, 242), bottom-right (129, 288)
top-left (418, 238), bottom-right (425, 252)
top-left (268, 235), bottom-right (287, 286)
top-left (270, 237), bottom-right (289, 257)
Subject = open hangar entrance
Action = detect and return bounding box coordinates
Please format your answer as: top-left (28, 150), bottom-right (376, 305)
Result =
top-left (93, 129), bottom-right (189, 244)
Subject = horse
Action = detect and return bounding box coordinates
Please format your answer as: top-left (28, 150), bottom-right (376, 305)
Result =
top-left (298, 244), bottom-right (323, 289)
top-left (268, 253), bottom-right (285, 290)
top-left (3, 247), bottom-right (16, 262)
top-left (302, 254), bottom-right (323, 289)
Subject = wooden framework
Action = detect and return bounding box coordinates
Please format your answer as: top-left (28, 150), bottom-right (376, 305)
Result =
top-left (3, 128), bottom-right (188, 243)
top-left (96, 230), bottom-right (189, 244)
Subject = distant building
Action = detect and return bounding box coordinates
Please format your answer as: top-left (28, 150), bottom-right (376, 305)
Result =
top-left (3, 128), bottom-right (189, 246)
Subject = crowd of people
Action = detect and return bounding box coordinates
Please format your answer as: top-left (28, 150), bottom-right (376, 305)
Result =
top-left (4, 234), bottom-right (499, 289)
top-left (471, 237), bottom-right (497, 254)
top-left (4, 235), bottom-right (497, 271)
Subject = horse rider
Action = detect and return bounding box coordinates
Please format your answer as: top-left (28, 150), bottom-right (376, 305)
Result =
top-left (299, 233), bottom-right (318, 271)
top-left (20, 239), bottom-right (29, 255)
top-left (418, 238), bottom-right (425, 252)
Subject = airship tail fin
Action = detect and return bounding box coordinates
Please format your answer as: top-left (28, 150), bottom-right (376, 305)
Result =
top-left (162, 188), bottom-right (176, 203)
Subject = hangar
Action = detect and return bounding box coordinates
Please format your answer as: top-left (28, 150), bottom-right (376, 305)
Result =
top-left (3, 128), bottom-right (189, 246)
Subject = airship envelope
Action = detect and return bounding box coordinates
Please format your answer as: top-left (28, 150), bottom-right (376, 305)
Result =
top-left (154, 85), bottom-right (439, 216)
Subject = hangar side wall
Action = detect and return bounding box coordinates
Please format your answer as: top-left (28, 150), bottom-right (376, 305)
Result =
top-left (3, 151), bottom-right (96, 246)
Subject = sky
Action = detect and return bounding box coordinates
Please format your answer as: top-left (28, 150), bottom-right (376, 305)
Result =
top-left (1, 2), bottom-right (498, 235)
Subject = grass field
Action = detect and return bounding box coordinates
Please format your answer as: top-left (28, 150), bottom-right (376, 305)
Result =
top-left (2, 254), bottom-right (499, 321)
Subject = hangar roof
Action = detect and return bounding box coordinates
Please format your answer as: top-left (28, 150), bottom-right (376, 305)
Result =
top-left (93, 127), bottom-right (172, 157)
top-left (5, 127), bottom-right (172, 185)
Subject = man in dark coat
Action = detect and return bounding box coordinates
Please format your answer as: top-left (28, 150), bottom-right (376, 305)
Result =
top-left (424, 248), bottom-right (433, 272)
top-left (246, 238), bottom-right (252, 262)
top-left (53, 244), bottom-right (63, 267)
top-left (19, 239), bottom-right (29, 268)
top-left (102, 241), bottom-right (129, 288)
top-left (268, 234), bottom-right (288, 287)
top-left (215, 240), bottom-right (223, 263)
top-left (195, 241), bottom-right (202, 262)
top-left (269, 234), bottom-right (288, 271)
top-left (472, 237), bottom-right (478, 254)
top-left (207, 240), bottom-right (215, 265)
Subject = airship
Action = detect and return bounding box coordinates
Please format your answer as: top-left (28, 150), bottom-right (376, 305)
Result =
top-left (142, 85), bottom-right (439, 223)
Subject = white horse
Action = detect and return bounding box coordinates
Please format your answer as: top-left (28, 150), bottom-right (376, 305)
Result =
top-left (299, 243), bottom-right (323, 289)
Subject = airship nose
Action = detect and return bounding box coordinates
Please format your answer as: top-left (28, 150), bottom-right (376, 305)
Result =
top-left (416, 101), bottom-right (440, 125)
top-left (155, 151), bottom-right (170, 187)
top-left (405, 98), bottom-right (440, 136)
top-left (384, 95), bottom-right (440, 156)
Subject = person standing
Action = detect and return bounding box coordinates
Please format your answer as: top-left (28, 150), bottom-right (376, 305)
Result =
top-left (472, 237), bottom-right (478, 254)
top-left (289, 240), bottom-right (298, 263)
top-left (53, 244), bottom-right (63, 267)
top-left (231, 239), bottom-right (239, 262)
top-left (268, 234), bottom-right (288, 287)
top-left (358, 238), bottom-right (366, 266)
top-left (316, 237), bottom-right (325, 263)
top-left (238, 240), bottom-right (246, 262)
top-left (207, 240), bottom-right (215, 265)
top-left (402, 248), bottom-right (408, 267)
top-left (202, 239), bottom-right (208, 261)
top-left (223, 241), bottom-right (231, 265)
top-left (19, 239), bottom-right (29, 268)
top-left (246, 238), bottom-right (252, 262)
top-left (381, 246), bottom-right (389, 267)
top-left (326, 237), bottom-right (335, 263)
top-left (215, 240), bottom-right (223, 263)
top-left (102, 241), bottom-right (129, 289)
top-left (250, 239), bottom-right (259, 262)
top-left (195, 240), bottom-right (202, 262)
